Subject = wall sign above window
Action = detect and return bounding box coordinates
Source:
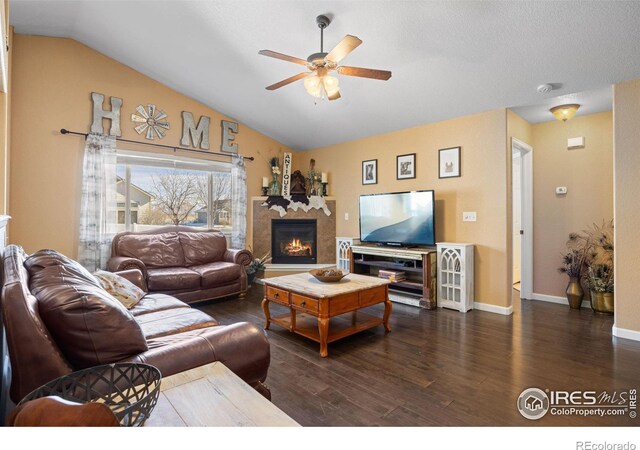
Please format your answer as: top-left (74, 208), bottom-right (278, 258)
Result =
top-left (131, 104), bottom-right (170, 140)
top-left (88, 92), bottom-right (242, 153)
top-left (91, 92), bottom-right (122, 136)
top-left (221, 120), bottom-right (239, 154)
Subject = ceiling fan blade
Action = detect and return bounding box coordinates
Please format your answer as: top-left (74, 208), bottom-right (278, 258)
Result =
top-left (325, 35), bottom-right (362, 63)
top-left (266, 72), bottom-right (309, 91)
top-left (337, 66), bottom-right (392, 80)
top-left (258, 50), bottom-right (308, 66)
top-left (328, 90), bottom-right (341, 101)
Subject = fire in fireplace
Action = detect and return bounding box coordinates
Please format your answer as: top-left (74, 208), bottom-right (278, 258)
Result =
top-left (272, 219), bottom-right (317, 264)
top-left (281, 238), bottom-right (313, 257)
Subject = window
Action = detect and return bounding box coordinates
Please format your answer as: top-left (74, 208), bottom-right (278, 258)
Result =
top-left (116, 151), bottom-right (232, 233)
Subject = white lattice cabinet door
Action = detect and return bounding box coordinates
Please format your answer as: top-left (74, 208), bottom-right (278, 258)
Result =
top-left (336, 237), bottom-right (359, 272)
top-left (437, 243), bottom-right (474, 312)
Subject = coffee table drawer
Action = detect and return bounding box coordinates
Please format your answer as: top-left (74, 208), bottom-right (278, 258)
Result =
top-left (291, 293), bottom-right (319, 313)
top-left (359, 285), bottom-right (386, 307)
top-left (265, 286), bottom-right (289, 305)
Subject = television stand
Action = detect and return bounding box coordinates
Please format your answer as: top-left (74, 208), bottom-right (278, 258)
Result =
top-left (349, 244), bottom-right (436, 309)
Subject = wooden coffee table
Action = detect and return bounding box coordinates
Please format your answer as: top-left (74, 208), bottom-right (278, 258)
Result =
top-left (144, 361), bottom-right (299, 427)
top-left (262, 273), bottom-right (392, 357)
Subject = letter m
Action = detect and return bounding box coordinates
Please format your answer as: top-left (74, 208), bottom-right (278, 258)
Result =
top-left (181, 112), bottom-right (210, 149)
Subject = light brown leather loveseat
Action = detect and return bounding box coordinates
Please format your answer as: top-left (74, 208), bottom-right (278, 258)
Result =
top-left (107, 226), bottom-right (252, 304)
top-left (1, 245), bottom-right (270, 404)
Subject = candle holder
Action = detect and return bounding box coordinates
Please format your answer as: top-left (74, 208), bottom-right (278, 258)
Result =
top-left (321, 182), bottom-right (328, 197)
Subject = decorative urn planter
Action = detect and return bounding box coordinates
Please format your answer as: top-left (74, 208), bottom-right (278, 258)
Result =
top-left (590, 291), bottom-right (614, 314)
top-left (565, 277), bottom-right (584, 309)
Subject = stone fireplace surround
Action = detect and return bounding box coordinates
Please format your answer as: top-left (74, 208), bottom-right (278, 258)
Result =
top-left (252, 197), bottom-right (336, 265)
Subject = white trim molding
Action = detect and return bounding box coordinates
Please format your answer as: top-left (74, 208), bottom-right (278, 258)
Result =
top-left (530, 292), bottom-right (590, 308)
top-left (612, 325), bottom-right (640, 342)
top-left (473, 301), bottom-right (513, 316)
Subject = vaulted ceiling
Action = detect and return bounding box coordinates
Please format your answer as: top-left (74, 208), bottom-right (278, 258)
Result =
top-left (10, 1), bottom-right (640, 150)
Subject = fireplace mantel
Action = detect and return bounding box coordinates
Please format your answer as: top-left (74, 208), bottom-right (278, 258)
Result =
top-left (252, 197), bottom-right (336, 264)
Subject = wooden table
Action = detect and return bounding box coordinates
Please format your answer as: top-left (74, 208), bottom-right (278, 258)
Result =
top-left (144, 361), bottom-right (299, 427)
top-left (262, 273), bottom-right (392, 357)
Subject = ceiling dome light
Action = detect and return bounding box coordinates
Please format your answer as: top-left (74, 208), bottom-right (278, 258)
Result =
top-left (550, 104), bottom-right (580, 122)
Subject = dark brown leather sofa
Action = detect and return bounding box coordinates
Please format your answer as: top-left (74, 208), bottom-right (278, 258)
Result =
top-left (1, 245), bottom-right (270, 404)
top-left (107, 226), bottom-right (252, 304)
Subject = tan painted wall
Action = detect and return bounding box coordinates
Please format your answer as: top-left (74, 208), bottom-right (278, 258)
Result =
top-left (295, 110), bottom-right (511, 308)
top-left (531, 112), bottom-right (613, 297)
top-left (613, 79), bottom-right (640, 334)
top-left (10, 35), bottom-right (290, 257)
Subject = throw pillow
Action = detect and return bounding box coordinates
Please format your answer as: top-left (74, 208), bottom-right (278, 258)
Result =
top-left (93, 270), bottom-right (145, 309)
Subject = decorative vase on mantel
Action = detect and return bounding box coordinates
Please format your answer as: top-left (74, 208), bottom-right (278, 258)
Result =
top-left (566, 277), bottom-right (584, 309)
top-left (267, 173), bottom-right (281, 196)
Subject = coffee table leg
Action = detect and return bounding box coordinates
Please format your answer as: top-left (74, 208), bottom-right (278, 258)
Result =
top-left (318, 317), bottom-right (329, 357)
top-left (383, 297), bottom-right (392, 333)
top-left (261, 297), bottom-right (271, 330)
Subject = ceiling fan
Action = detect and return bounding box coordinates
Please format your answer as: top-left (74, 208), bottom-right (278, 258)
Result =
top-left (259, 15), bottom-right (392, 101)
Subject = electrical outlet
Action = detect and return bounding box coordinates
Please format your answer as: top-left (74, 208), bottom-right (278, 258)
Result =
top-left (344, 213), bottom-right (349, 221)
top-left (463, 212), bottom-right (477, 222)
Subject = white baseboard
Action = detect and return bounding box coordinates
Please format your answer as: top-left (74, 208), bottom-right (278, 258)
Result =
top-left (612, 325), bottom-right (640, 342)
top-left (530, 292), bottom-right (590, 308)
top-left (473, 301), bottom-right (513, 316)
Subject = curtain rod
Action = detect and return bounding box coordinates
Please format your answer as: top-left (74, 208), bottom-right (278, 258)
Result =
top-left (59, 128), bottom-right (254, 161)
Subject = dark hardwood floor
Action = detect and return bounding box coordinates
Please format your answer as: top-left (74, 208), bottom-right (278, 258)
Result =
top-left (197, 286), bottom-right (640, 426)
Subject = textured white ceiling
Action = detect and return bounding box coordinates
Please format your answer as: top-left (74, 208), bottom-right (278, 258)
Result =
top-left (9, 0), bottom-right (640, 150)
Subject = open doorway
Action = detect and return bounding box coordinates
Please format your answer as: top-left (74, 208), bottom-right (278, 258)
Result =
top-left (512, 138), bottom-right (533, 301)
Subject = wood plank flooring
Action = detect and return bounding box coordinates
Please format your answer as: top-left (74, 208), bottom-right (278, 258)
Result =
top-left (197, 286), bottom-right (640, 426)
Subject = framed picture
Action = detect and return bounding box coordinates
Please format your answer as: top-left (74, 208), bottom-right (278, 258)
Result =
top-left (439, 146), bottom-right (461, 178)
top-left (362, 159), bottom-right (378, 185)
top-left (396, 153), bottom-right (416, 180)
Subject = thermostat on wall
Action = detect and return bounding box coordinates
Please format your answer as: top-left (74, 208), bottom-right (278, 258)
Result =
top-left (556, 186), bottom-right (568, 195)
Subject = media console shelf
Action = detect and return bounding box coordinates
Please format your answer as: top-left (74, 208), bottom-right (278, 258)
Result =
top-left (349, 244), bottom-right (437, 309)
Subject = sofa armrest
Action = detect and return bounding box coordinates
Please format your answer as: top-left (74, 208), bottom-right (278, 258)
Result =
top-left (107, 256), bottom-right (147, 277)
top-left (114, 269), bottom-right (148, 292)
top-left (223, 249), bottom-right (253, 267)
top-left (121, 322), bottom-right (270, 386)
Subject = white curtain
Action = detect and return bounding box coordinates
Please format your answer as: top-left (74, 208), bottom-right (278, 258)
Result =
top-left (230, 154), bottom-right (247, 249)
top-left (77, 133), bottom-right (117, 271)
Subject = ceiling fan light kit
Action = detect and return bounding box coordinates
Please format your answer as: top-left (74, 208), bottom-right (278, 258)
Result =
top-left (259, 14), bottom-right (391, 101)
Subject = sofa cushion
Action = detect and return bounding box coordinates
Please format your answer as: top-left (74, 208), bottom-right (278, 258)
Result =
top-left (178, 231), bottom-right (227, 266)
top-left (93, 270), bottom-right (145, 309)
top-left (135, 308), bottom-right (218, 339)
top-left (129, 293), bottom-right (190, 316)
top-left (116, 232), bottom-right (186, 268)
top-left (146, 267), bottom-right (201, 291)
top-left (190, 262), bottom-right (242, 288)
top-left (26, 251), bottom-right (148, 369)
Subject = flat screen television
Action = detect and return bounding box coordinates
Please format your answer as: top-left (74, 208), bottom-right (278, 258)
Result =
top-left (359, 190), bottom-right (435, 247)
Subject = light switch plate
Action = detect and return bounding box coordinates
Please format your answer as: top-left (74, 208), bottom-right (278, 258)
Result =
top-left (463, 212), bottom-right (477, 222)
top-left (344, 213), bottom-right (349, 221)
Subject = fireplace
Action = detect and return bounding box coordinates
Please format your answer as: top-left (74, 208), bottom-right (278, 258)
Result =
top-left (271, 219), bottom-right (317, 264)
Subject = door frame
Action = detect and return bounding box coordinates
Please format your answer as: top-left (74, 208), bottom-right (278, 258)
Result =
top-left (512, 137), bottom-right (533, 300)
